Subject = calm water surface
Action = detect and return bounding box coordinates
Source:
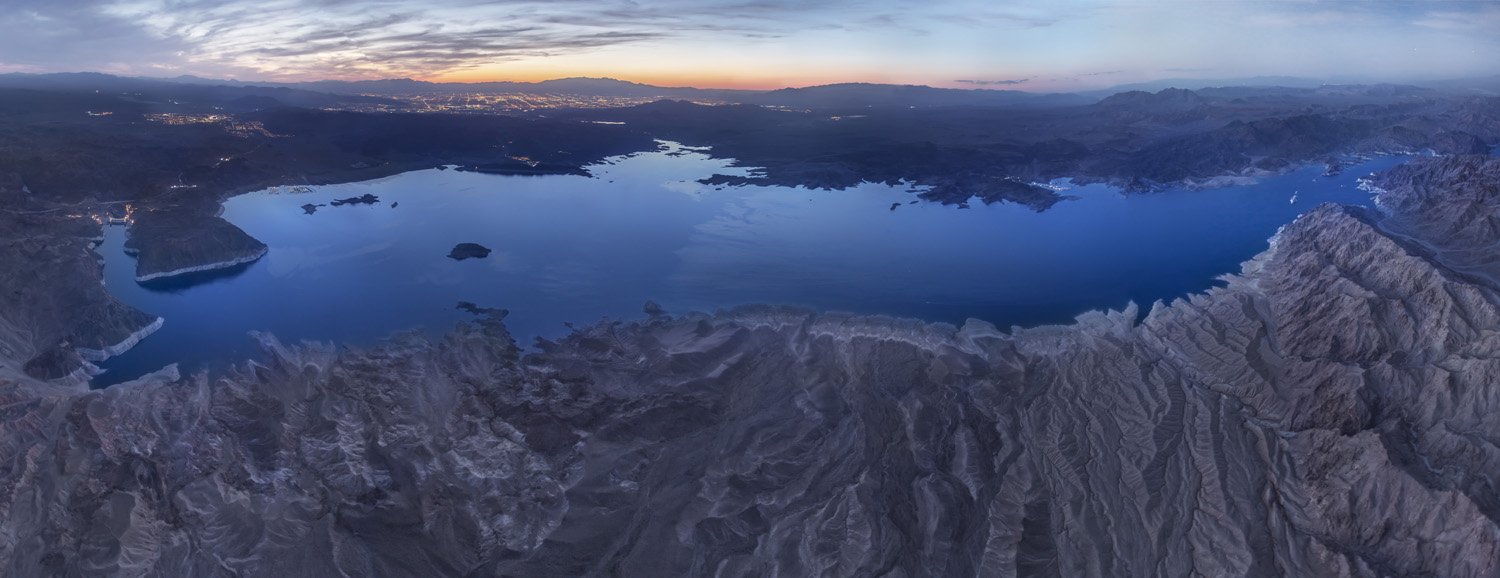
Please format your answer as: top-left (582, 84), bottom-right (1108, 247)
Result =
top-left (94, 144), bottom-right (1407, 384)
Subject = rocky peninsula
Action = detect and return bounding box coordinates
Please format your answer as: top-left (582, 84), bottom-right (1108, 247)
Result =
top-left (124, 210), bottom-right (269, 282)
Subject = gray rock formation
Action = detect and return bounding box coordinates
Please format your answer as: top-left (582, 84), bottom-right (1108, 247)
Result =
top-left (3, 156), bottom-right (1500, 576)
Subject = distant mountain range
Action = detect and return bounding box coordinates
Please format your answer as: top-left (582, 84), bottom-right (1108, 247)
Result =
top-left (0, 72), bottom-right (1096, 110)
top-left (165, 75), bottom-right (723, 99)
top-left (1, 71), bottom-right (1493, 112)
top-left (158, 75), bottom-right (1092, 109)
top-left (0, 72), bottom-right (395, 110)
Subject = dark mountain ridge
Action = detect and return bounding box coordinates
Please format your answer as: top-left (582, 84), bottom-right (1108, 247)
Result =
top-left (0, 72), bottom-right (393, 111)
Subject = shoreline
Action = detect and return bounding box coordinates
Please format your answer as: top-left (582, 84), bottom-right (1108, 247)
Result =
top-left (135, 247), bottom-right (268, 282)
top-left (77, 316), bottom-right (164, 362)
top-left (82, 149), bottom-right (1445, 385)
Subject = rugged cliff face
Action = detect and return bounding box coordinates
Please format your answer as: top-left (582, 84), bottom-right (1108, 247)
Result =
top-left (0, 205), bottom-right (159, 382)
top-left (2, 156), bottom-right (1500, 576)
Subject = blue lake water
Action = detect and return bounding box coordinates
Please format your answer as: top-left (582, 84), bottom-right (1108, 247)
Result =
top-left (93, 144), bottom-right (1407, 385)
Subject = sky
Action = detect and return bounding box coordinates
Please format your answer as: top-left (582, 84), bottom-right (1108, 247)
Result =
top-left (0, 0), bottom-right (1496, 90)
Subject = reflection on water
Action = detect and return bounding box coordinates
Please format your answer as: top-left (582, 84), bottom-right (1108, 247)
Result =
top-left (93, 143), bottom-right (1409, 385)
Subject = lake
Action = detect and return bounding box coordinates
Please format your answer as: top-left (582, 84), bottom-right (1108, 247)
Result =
top-left (93, 143), bottom-right (1407, 385)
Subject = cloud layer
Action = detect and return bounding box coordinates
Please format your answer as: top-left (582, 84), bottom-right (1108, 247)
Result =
top-left (2, 0), bottom-right (1497, 88)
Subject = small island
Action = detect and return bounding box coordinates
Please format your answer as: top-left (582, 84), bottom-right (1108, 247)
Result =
top-left (330, 193), bottom-right (380, 206)
top-left (447, 243), bottom-right (492, 260)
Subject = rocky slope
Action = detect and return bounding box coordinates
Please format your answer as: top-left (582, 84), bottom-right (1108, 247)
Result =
top-left (0, 198), bottom-right (159, 382)
top-left (2, 157), bottom-right (1500, 576)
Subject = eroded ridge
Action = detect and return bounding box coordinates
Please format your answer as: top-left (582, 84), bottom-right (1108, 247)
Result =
top-left (3, 157), bottom-right (1500, 576)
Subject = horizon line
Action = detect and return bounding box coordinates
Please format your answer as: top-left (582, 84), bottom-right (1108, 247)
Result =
top-left (1, 69), bottom-right (1484, 95)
